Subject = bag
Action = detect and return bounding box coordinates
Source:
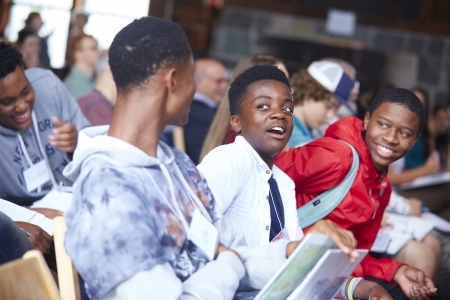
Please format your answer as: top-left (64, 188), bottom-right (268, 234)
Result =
top-left (297, 141), bottom-right (359, 228)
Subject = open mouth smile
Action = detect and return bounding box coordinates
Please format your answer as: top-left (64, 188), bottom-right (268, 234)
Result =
top-left (267, 126), bottom-right (286, 139)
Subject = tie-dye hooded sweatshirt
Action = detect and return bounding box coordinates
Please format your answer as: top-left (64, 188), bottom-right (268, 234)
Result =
top-left (63, 126), bottom-right (290, 300)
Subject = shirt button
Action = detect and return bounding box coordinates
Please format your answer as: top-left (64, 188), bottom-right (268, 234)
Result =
top-left (266, 195), bottom-right (269, 199)
top-left (381, 182), bottom-right (387, 187)
top-left (266, 225), bottom-right (269, 230)
top-left (266, 170), bottom-right (270, 174)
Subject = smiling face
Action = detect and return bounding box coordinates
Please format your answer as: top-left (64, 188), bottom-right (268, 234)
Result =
top-left (364, 102), bottom-right (420, 171)
top-left (231, 79), bottom-right (294, 166)
top-left (0, 66), bottom-right (35, 131)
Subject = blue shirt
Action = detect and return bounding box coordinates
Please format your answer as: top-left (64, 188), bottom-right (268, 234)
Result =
top-left (288, 116), bottom-right (315, 148)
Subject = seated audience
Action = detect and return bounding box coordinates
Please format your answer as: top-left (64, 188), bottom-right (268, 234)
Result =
top-left (0, 42), bottom-right (90, 211)
top-left (288, 61), bottom-right (355, 148)
top-left (276, 89), bottom-right (447, 299)
top-left (198, 65), bottom-right (392, 299)
top-left (200, 54), bottom-right (288, 162)
top-left (64, 34), bottom-right (100, 99)
top-left (64, 17), bottom-right (310, 300)
top-left (183, 58), bottom-right (227, 164)
top-left (16, 30), bottom-right (41, 69)
top-left (77, 51), bottom-right (116, 125)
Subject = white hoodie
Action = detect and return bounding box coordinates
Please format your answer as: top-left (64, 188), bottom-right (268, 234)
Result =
top-left (63, 126), bottom-right (290, 300)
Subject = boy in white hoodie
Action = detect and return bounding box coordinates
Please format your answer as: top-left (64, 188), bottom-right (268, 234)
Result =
top-left (63, 17), bottom-right (328, 300)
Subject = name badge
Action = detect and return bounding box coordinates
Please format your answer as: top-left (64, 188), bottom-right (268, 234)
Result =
top-left (189, 209), bottom-right (219, 261)
top-left (23, 160), bottom-right (50, 192)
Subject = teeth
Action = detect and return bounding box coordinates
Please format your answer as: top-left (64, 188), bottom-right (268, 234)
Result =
top-left (270, 126), bottom-right (284, 133)
top-left (14, 112), bottom-right (29, 120)
top-left (378, 145), bottom-right (393, 153)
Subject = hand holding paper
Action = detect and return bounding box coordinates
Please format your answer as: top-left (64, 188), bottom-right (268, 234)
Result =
top-left (309, 219), bottom-right (359, 262)
top-left (48, 117), bottom-right (78, 153)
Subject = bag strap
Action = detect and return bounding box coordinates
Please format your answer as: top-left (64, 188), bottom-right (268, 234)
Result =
top-left (297, 141), bottom-right (360, 229)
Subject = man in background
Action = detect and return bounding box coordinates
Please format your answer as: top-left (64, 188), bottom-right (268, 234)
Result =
top-left (77, 51), bottom-right (116, 125)
top-left (183, 58), bottom-right (227, 164)
top-left (64, 34), bottom-right (100, 99)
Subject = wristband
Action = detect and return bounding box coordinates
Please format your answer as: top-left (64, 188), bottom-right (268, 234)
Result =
top-left (346, 278), bottom-right (357, 300)
top-left (348, 277), bottom-right (364, 300)
top-left (340, 277), bottom-right (352, 299)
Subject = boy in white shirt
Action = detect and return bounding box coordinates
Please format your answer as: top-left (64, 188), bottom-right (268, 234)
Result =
top-left (198, 65), bottom-right (393, 299)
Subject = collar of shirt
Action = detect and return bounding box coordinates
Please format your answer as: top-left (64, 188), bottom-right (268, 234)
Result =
top-left (193, 92), bottom-right (219, 108)
top-left (234, 135), bottom-right (272, 181)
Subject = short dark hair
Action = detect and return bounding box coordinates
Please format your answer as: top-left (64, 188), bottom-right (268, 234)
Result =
top-left (109, 17), bottom-right (191, 93)
top-left (369, 88), bottom-right (426, 134)
top-left (17, 29), bottom-right (38, 46)
top-left (0, 42), bottom-right (24, 80)
top-left (229, 65), bottom-right (290, 115)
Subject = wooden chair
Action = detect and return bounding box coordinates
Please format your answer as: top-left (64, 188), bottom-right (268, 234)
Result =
top-left (53, 216), bottom-right (81, 300)
top-left (0, 250), bottom-right (60, 300)
top-left (173, 126), bottom-right (186, 152)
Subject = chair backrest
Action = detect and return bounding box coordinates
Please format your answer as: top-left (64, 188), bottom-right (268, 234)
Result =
top-left (0, 250), bottom-right (60, 300)
top-left (173, 126), bottom-right (186, 152)
top-left (53, 216), bottom-right (81, 300)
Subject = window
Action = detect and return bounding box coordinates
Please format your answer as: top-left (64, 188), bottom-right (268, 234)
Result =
top-left (6, 0), bottom-right (72, 68)
top-left (83, 0), bottom-right (151, 50)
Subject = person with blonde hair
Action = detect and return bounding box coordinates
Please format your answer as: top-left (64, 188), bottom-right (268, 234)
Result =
top-left (199, 54), bottom-right (288, 162)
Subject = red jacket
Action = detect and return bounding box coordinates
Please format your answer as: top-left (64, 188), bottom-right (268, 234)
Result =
top-left (275, 117), bottom-right (403, 282)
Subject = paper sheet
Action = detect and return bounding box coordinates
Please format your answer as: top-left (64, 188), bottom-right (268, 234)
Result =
top-left (422, 212), bottom-right (450, 233)
top-left (399, 172), bottom-right (450, 190)
top-left (0, 198), bottom-right (53, 235)
top-left (30, 189), bottom-right (73, 213)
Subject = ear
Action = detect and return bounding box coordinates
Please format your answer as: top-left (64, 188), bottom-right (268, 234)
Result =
top-left (363, 111), bottom-right (370, 131)
top-left (164, 67), bottom-right (177, 94)
top-left (230, 115), bottom-right (242, 133)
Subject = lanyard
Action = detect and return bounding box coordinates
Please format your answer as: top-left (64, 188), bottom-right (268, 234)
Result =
top-left (17, 111), bottom-right (57, 189)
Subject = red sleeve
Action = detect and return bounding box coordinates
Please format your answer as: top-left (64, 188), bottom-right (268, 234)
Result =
top-left (275, 138), bottom-right (352, 193)
top-left (358, 254), bottom-right (404, 282)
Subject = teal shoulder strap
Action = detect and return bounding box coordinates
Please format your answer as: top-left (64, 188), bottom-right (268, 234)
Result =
top-left (297, 141), bottom-right (360, 229)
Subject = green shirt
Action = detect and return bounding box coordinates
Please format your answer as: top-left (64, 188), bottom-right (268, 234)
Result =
top-left (63, 67), bottom-right (95, 100)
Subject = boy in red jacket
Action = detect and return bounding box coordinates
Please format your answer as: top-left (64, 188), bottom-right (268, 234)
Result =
top-left (276, 88), bottom-right (445, 299)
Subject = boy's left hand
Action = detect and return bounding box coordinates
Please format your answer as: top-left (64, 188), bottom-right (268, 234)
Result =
top-left (48, 117), bottom-right (78, 153)
top-left (309, 219), bottom-right (359, 262)
top-left (394, 265), bottom-right (437, 299)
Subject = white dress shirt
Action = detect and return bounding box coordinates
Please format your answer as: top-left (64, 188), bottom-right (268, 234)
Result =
top-left (198, 136), bottom-right (302, 247)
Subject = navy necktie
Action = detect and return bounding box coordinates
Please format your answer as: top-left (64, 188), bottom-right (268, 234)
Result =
top-left (268, 175), bottom-right (285, 241)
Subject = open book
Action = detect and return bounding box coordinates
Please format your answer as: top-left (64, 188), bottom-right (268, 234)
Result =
top-left (0, 199), bottom-right (53, 235)
top-left (399, 172), bottom-right (450, 190)
top-left (255, 234), bottom-right (367, 300)
top-left (372, 212), bottom-right (435, 255)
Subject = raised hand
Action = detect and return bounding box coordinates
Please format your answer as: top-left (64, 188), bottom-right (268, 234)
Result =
top-left (48, 117), bottom-right (78, 153)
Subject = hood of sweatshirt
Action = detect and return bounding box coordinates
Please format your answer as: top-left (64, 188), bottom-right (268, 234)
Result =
top-left (63, 125), bottom-right (175, 181)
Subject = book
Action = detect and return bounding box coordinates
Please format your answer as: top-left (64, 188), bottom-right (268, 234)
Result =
top-left (422, 212), bottom-right (450, 233)
top-left (288, 249), bottom-right (367, 300)
top-left (255, 234), bottom-right (366, 300)
top-left (372, 213), bottom-right (435, 255)
top-left (399, 172), bottom-right (450, 190)
top-left (30, 189), bottom-right (73, 213)
top-left (0, 199), bottom-right (53, 236)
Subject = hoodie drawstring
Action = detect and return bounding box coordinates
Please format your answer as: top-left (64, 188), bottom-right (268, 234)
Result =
top-left (144, 162), bottom-right (191, 238)
top-left (17, 111), bottom-right (57, 191)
